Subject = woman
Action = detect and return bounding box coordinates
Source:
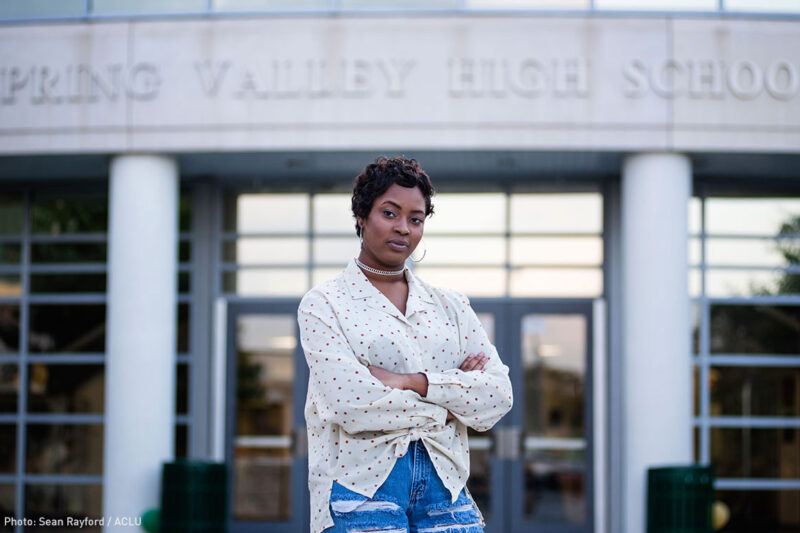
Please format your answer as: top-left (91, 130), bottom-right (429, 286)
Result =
top-left (298, 156), bottom-right (513, 533)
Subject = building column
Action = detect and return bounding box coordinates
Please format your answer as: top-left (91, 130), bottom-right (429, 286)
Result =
top-left (621, 153), bottom-right (693, 533)
top-left (103, 154), bottom-right (178, 531)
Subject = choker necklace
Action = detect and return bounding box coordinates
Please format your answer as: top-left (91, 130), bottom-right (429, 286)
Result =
top-left (356, 257), bottom-right (405, 277)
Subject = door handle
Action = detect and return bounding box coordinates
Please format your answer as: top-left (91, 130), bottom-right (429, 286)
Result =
top-left (293, 426), bottom-right (308, 458)
top-left (494, 426), bottom-right (521, 460)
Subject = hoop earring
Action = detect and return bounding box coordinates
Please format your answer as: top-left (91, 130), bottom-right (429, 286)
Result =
top-left (410, 239), bottom-right (427, 263)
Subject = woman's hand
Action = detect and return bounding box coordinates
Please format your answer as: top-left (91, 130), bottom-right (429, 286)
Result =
top-left (459, 351), bottom-right (488, 371)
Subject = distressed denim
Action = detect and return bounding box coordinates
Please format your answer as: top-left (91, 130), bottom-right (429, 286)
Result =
top-left (325, 440), bottom-right (484, 533)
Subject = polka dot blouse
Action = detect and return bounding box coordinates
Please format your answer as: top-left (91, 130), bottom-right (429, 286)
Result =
top-left (298, 258), bottom-right (514, 533)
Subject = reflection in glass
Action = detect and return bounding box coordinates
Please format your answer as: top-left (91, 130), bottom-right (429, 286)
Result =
top-left (426, 194), bottom-right (506, 234)
top-left (27, 364), bottom-right (104, 414)
top-left (0, 365), bottom-right (17, 413)
top-left (223, 238), bottom-right (308, 265)
top-left (510, 268), bottom-right (602, 297)
top-left (313, 194), bottom-right (355, 235)
top-left (710, 305), bottom-right (800, 355)
top-left (0, 193), bottom-right (23, 235)
top-left (26, 424), bottom-right (103, 475)
top-left (0, 276), bottom-right (21, 297)
top-left (424, 237), bottom-right (506, 265)
top-left (31, 243), bottom-right (106, 264)
top-left (92, 0), bottom-right (206, 13)
top-left (0, 305), bottom-right (20, 354)
top-left (716, 490), bottom-right (800, 533)
top-left (689, 197), bottom-right (702, 236)
top-left (30, 274), bottom-right (106, 294)
top-left (510, 193), bottom-right (601, 234)
top-left (466, 441), bottom-right (492, 522)
top-left (234, 314), bottom-right (296, 521)
top-left (710, 367), bottom-right (800, 417)
top-left (705, 269), bottom-right (800, 298)
top-left (179, 241), bottom-right (191, 263)
top-left (414, 267), bottom-right (505, 297)
top-left (724, 0), bottom-right (800, 13)
top-left (0, 243), bottom-right (21, 265)
top-left (691, 301), bottom-right (700, 354)
top-left (179, 193), bottom-right (192, 233)
top-left (175, 424), bottom-right (188, 459)
top-left (31, 193), bottom-right (107, 234)
top-left (706, 198), bottom-right (800, 236)
top-left (25, 485), bottom-right (102, 531)
top-left (223, 193), bottom-right (309, 233)
top-left (511, 237), bottom-right (602, 266)
top-left (711, 428), bottom-right (800, 479)
top-left (0, 426), bottom-right (15, 473)
top-left (223, 270), bottom-right (307, 297)
top-left (525, 448), bottom-right (586, 524)
top-left (28, 304), bottom-right (105, 353)
top-left (177, 363), bottom-right (189, 415)
top-left (521, 314), bottom-right (587, 524)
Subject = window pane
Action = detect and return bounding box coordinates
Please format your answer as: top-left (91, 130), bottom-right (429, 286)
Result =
top-left (711, 428), bottom-right (800, 478)
top-left (710, 305), bottom-right (800, 355)
top-left (0, 0), bottom-right (84, 17)
top-left (179, 241), bottom-right (191, 263)
top-left (689, 268), bottom-right (702, 299)
top-left (340, 0), bottom-right (456, 7)
top-left (0, 194), bottom-right (23, 235)
top-left (31, 243), bottom-right (106, 263)
top-left (312, 238), bottom-right (360, 265)
top-left (689, 237), bottom-right (702, 266)
top-left (0, 243), bottom-right (21, 265)
top-left (215, 0), bottom-right (328, 10)
top-left (0, 484), bottom-right (14, 527)
top-left (177, 363), bottom-right (188, 415)
top-left (222, 269), bottom-right (307, 297)
top-left (29, 304), bottom-right (106, 353)
top-left (313, 194), bottom-right (355, 235)
top-left (178, 303), bottom-right (190, 354)
top-left (26, 424), bottom-right (103, 475)
top-left (0, 425), bottom-right (15, 473)
top-left (92, 0), bottom-right (206, 13)
top-left (424, 237), bottom-right (506, 265)
top-left (30, 274), bottom-right (106, 294)
top-left (511, 268), bottom-right (603, 297)
top-left (175, 424), bottom-right (188, 459)
top-left (0, 305), bottom-right (20, 354)
top-left (27, 364), bottom-right (104, 414)
top-left (179, 193), bottom-right (192, 233)
top-left (223, 193), bottom-right (309, 233)
top-left (710, 367), bottom-right (800, 417)
top-left (689, 197), bottom-right (702, 236)
top-left (707, 239), bottom-right (800, 268)
top-left (0, 365), bottom-right (17, 413)
top-left (223, 238), bottom-right (308, 265)
top-left (511, 194), bottom-right (601, 234)
top-left (31, 193), bottom-right (107, 234)
top-left (691, 301), bottom-right (700, 354)
top-left (426, 194), bottom-right (506, 234)
top-left (468, 0), bottom-right (587, 8)
top-left (178, 272), bottom-right (190, 294)
top-left (511, 237), bottom-right (602, 266)
top-left (312, 268), bottom-right (344, 288)
top-left (414, 267), bottom-right (506, 297)
top-left (725, 0), bottom-right (800, 13)
top-left (595, 0), bottom-right (715, 9)
top-left (707, 269), bottom-right (800, 298)
top-left (25, 485), bottom-right (102, 532)
top-left (706, 198), bottom-right (800, 236)
top-left (0, 275), bottom-right (21, 297)
top-left (717, 490), bottom-right (800, 533)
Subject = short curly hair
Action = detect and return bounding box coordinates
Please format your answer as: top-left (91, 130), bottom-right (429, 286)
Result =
top-left (351, 156), bottom-right (435, 237)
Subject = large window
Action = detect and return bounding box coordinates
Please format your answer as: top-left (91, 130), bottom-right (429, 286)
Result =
top-left (692, 195), bottom-right (800, 533)
top-left (0, 186), bottom-right (193, 531)
top-left (220, 185), bottom-right (603, 299)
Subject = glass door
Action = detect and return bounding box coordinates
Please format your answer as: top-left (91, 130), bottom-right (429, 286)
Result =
top-left (507, 301), bottom-right (594, 533)
top-left (226, 301), bottom-right (308, 533)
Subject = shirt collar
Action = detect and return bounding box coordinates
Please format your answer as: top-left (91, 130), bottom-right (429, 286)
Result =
top-left (343, 258), bottom-right (436, 320)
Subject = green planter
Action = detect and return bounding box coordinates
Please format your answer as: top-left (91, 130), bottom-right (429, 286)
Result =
top-left (161, 460), bottom-right (228, 533)
top-left (647, 465), bottom-right (714, 533)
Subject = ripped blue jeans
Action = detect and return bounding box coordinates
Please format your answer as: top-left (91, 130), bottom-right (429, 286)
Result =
top-left (325, 440), bottom-right (484, 533)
